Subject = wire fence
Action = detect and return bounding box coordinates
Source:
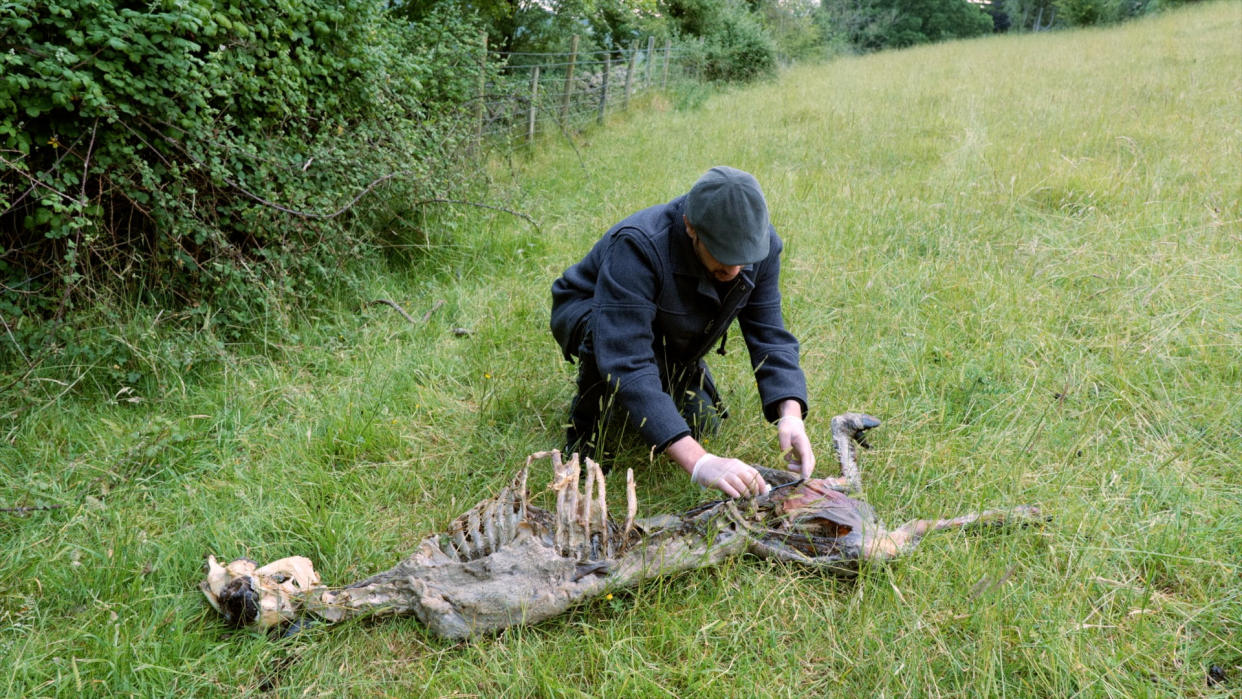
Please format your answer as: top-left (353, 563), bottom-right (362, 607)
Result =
top-left (473, 35), bottom-right (701, 148)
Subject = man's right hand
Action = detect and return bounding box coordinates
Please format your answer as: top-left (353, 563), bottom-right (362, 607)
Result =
top-left (691, 453), bottom-right (770, 498)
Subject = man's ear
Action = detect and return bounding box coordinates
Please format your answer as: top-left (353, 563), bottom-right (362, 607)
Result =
top-left (683, 215), bottom-right (695, 239)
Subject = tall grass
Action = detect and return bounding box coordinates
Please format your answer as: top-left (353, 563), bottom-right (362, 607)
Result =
top-left (2, 3), bottom-right (1239, 695)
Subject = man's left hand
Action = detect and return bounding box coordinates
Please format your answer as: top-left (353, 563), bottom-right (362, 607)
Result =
top-left (777, 415), bottom-right (815, 479)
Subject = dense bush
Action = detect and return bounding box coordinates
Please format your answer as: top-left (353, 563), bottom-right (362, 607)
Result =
top-left (0, 0), bottom-right (487, 374)
top-left (817, 0), bottom-right (902, 50)
top-left (887, 0), bottom-right (994, 45)
top-left (1002, 0), bottom-right (1059, 30)
top-left (820, 0), bottom-right (993, 49)
top-left (1004, 0), bottom-right (1161, 30)
top-left (395, 0), bottom-right (672, 65)
top-left (1054, 0), bottom-right (1122, 25)
top-left (665, 0), bottom-right (778, 82)
top-left (755, 0), bottom-right (825, 63)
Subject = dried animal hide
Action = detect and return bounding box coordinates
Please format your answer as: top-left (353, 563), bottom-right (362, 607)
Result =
top-left (202, 414), bottom-right (1042, 639)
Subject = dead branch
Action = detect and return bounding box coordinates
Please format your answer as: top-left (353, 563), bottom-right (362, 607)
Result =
top-left (412, 198), bottom-right (542, 236)
top-left (420, 299), bottom-right (445, 323)
top-left (368, 298), bottom-right (417, 324)
top-left (367, 298), bottom-right (445, 325)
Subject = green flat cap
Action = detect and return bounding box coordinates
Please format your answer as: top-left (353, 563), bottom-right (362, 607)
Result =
top-left (685, 166), bottom-right (770, 266)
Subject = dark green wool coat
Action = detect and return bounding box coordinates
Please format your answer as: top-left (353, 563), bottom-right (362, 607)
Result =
top-left (550, 195), bottom-right (809, 450)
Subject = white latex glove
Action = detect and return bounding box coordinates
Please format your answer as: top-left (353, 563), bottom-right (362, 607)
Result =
top-left (777, 415), bottom-right (816, 479)
top-left (691, 453), bottom-right (771, 498)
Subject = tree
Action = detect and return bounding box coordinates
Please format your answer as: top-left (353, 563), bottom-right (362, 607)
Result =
top-left (982, 0), bottom-right (1012, 32)
top-left (884, 0), bottom-right (994, 46)
top-left (1054, 0), bottom-right (1121, 25)
top-left (819, 0), bottom-right (902, 50)
top-left (392, 0), bottom-right (664, 55)
top-left (1003, 0), bottom-right (1058, 30)
top-left (819, 0), bottom-right (992, 49)
top-left (753, 0), bottom-right (824, 61)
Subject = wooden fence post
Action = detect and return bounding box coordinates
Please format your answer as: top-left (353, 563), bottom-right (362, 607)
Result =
top-left (623, 40), bottom-right (637, 109)
top-left (475, 32), bottom-right (487, 149)
top-left (527, 66), bottom-right (539, 142)
top-left (645, 36), bottom-right (655, 87)
top-left (662, 39), bottom-right (671, 89)
top-left (561, 34), bottom-right (578, 125)
top-left (597, 52), bottom-right (609, 125)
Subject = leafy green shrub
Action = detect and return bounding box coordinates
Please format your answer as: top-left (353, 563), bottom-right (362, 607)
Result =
top-left (0, 0), bottom-right (488, 374)
top-left (758, 0), bottom-right (826, 63)
top-left (664, 0), bottom-right (778, 82)
top-left (1055, 0), bottom-right (1122, 25)
top-left (818, 0), bottom-right (900, 51)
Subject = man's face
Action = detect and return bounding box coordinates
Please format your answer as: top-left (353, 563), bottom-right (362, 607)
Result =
top-left (685, 218), bottom-right (743, 283)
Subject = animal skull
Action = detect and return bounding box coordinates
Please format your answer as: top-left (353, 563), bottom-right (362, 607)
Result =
top-left (201, 555), bottom-right (320, 628)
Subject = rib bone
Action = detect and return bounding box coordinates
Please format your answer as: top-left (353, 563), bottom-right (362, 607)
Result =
top-left (592, 459), bottom-right (609, 554)
top-left (623, 468), bottom-right (636, 540)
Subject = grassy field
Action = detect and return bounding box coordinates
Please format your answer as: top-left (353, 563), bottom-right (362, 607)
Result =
top-left (2, 2), bottom-right (1240, 695)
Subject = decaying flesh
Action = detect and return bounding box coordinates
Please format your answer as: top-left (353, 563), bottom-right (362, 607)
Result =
top-left (202, 413), bottom-right (1042, 639)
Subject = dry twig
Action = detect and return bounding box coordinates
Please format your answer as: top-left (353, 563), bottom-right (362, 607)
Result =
top-left (368, 298), bottom-right (417, 324)
top-left (2, 504), bottom-right (66, 514)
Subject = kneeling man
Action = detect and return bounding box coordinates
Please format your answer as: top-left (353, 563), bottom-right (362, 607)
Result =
top-left (550, 166), bottom-right (816, 498)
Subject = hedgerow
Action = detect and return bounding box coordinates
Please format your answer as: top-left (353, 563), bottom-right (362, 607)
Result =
top-left (0, 0), bottom-right (488, 380)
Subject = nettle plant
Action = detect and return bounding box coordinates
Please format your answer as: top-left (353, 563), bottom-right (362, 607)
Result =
top-left (0, 0), bottom-right (486, 372)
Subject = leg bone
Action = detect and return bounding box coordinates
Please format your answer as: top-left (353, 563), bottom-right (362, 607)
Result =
top-left (863, 505), bottom-right (1044, 560)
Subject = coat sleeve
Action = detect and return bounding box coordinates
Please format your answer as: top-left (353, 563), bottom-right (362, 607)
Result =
top-left (737, 232), bottom-right (809, 422)
top-left (592, 232), bottom-right (692, 450)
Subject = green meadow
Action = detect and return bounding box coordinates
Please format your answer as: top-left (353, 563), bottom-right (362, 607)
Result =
top-left (2, 2), bottom-right (1239, 695)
